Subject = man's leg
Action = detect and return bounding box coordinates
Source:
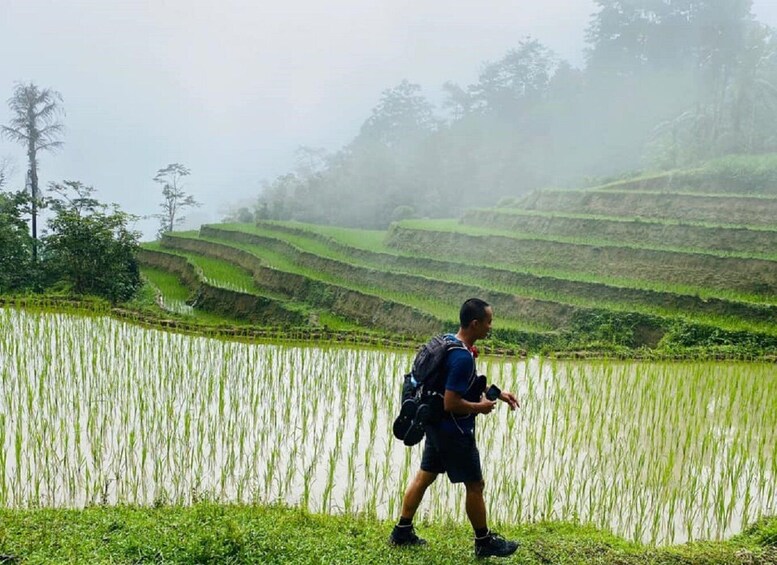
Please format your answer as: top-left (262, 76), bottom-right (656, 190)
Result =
top-left (464, 479), bottom-right (487, 530)
top-left (390, 470), bottom-right (438, 546)
top-left (400, 469), bottom-right (438, 520)
top-left (465, 479), bottom-right (519, 558)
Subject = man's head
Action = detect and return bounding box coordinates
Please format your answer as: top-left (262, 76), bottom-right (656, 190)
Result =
top-left (459, 298), bottom-right (493, 342)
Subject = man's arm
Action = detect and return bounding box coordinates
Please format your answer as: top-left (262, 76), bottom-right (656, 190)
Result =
top-left (444, 389), bottom-right (496, 415)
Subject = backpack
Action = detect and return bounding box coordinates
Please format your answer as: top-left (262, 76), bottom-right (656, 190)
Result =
top-left (406, 334), bottom-right (466, 400)
top-left (394, 335), bottom-right (467, 442)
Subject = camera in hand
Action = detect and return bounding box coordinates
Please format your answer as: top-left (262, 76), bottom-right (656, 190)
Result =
top-left (485, 384), bottom-right (501, 401)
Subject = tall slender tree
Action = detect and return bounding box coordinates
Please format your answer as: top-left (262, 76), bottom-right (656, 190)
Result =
top-left (153, 163), bottom-right (200, 238)
top-left (1, 83), bottom-right (64, 262)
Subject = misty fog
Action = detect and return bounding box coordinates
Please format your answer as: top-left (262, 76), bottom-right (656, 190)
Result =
top-left (2, 1), bottom-right (777, 236)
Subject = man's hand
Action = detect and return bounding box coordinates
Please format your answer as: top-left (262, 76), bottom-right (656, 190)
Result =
top-left (475, 398), bottom-right (497, 414)
top-left (499, 391), bottom-right (519, 410)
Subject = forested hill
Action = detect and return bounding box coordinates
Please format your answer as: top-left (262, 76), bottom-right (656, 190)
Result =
top-left (236, 1), bottom-right (777, 230)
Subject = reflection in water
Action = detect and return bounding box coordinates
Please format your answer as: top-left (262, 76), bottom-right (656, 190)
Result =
top-left (1, 308), bottom-right (775, 545)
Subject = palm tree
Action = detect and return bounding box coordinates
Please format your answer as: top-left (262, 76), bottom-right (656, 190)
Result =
top-left (1, 82), bottom-right (65, 262)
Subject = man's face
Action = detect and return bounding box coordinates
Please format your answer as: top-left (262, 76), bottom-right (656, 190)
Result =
top-left (473, 306), bottom-right (493, 340)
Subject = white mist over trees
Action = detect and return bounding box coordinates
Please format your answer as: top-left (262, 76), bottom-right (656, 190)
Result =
top-left (1, 83), bottom-right (65, 261)
top-left (249, 0), bottom-right (777, 229)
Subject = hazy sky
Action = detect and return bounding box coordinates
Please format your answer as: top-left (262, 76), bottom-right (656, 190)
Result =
top-left (2, 1), bottom-right (777, 239)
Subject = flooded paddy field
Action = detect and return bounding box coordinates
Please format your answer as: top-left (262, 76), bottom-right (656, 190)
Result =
top-left (0, 308), bottom-right (774, 545)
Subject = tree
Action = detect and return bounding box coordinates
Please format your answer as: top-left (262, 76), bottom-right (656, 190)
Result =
top-left (642, 3), bottom-right (777, 165)
top-left (1, 83), bottom-right (64, 262)
top-left (48, 179), bottom-right (100, 214)
top-left (0, 190), bottom-right (33, 292)
top-left (469, 38), bottom-right (557, 115)
top-left (356, 80), bottom-right (438, 148)
top-left (153, 163), bottom-right (200, 238)
top-left (43, 181), bottom-right (142, 303)
top-left (437, 39), bottom-right (561, 204)
top-left (341, 81), bottom-right (441, 226)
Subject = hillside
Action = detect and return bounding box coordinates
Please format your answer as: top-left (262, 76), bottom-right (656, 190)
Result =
top-left (138, 168), bottom-right (777, 356)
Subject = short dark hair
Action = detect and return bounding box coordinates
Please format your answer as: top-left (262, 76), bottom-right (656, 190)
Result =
top-left (460, 298), bottom-right (490, 328)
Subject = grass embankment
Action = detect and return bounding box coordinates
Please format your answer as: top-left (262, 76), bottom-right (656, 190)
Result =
top-left (595, 154), bottom-right (777, 196)
top-left (135, 220), bottom-right (777, 355)
top-left (143, 239), bottom-right (257, 294)
top-left (164, 229), bottom-right (559, 334)
top-left (460, 208), bottom-right (777, 257)
top-left (0, 504), bottom-right (775, 564)
top-left (155, 232), bottom-right (467, 336)
top-left (212, 222), bottom-right (777, 332)
top-left (162, 231), bottom-right (441, 311)
top-left (162, 229), bottom-right (566, 342)
top-left (518, 189), bottom-right (777, 226)
top-left (388, 220), bottom-right (777, 296)
top-left (406, 217), bottom-right (777, 262)
top-left (142, 267), bottom-right (234, 324)
top-left (192, 223), bottom-right (777, 354)
top-left (140, 241), bottom-right (361, 332)
top-left (241, 219), bottom-right (776, 310)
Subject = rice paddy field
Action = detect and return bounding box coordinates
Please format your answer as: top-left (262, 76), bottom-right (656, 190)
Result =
top-left (2, 307), bottom-right (775, 547)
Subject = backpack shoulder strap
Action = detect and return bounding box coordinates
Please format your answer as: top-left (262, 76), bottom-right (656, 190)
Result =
top-left (422, 334), bottom-right (468, 393)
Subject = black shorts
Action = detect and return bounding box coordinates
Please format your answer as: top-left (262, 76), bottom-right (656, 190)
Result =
top-left (420, 425), bottom-right (482, 484)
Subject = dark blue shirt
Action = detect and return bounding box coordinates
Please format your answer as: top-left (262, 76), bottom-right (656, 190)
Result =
top-left (440, 335), bottom-right (479, 434)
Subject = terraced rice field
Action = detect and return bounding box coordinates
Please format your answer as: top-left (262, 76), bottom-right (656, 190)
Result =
top-left (136, 171), bottom-right (777, 353)
top-left (136, 224), bottom-right (777, 353)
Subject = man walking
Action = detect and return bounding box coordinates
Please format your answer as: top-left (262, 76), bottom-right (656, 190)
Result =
top-left (390, 298), bottom-right (520, 558)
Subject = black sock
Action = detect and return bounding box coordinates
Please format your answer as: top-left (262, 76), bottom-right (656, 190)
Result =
top-left (398, 517), bottom-right (413, 527)
top-left (474, 527), bottom-right (489, 540)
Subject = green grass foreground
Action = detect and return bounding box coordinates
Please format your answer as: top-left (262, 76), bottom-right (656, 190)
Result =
top-left (0, 504), bottom-right (775, 564)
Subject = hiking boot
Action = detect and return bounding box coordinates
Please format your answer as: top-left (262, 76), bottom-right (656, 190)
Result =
top-left (474, 532), bottom-right (518, 558)
top-left (392, 398), bottom-right (418, 440)
top-left (389, 525), bottom-right (427, 547)
top-left (403, 403), bottom-right (430, 446)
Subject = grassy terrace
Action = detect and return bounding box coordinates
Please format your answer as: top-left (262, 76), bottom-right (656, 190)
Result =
top-left (142, 266), bottom-right (196, 315)
top-left (243, 221), bottom-right (776, 304)
top-left (140, 267), bottom-right (265, 326)
top-left (594, 155), bottom-right (777, 196)
top-left (143, 241), bottom-right (347, 330)
top-left (139, 242), bottom-right (361, 331)
top-left (158, 230), bottom-right (552, 335)
top-left (519, 189), bottom-right (777, 226)
top-left (206, 222), bottom-right (777, 335)
top-left (464, 206), bottom-right (777, 231)
top-left (196, 226), bottom-right (774, 352)
top-left (387, 220), bottom-right (777, 298)
top-left (143, 239), bottom-right (257, 294)
top-left (460, 208), bottom-right (777, 256)
top-left (216, 222), bottom-right (720, 298)
top-left (398, 218), bottom-right (777, 262)
top-left (170, 230), bottom-right (581, 332)
top-left (133, 214), bottom-right (777, 352)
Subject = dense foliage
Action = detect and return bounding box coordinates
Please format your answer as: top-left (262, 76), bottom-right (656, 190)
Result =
top-left (0, 181), bottom-right (142, 302)
top-left (248, 1), bottom-right (777, 228)
top-left (0, 191), bottom-right (33, 290)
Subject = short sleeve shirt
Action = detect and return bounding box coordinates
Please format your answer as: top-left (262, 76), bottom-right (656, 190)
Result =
top-left (440, 335), bottom-right (479, 434)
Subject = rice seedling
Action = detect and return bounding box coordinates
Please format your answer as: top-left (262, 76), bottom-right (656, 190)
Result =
top-left (1, 307), bottom-right (775, 545)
